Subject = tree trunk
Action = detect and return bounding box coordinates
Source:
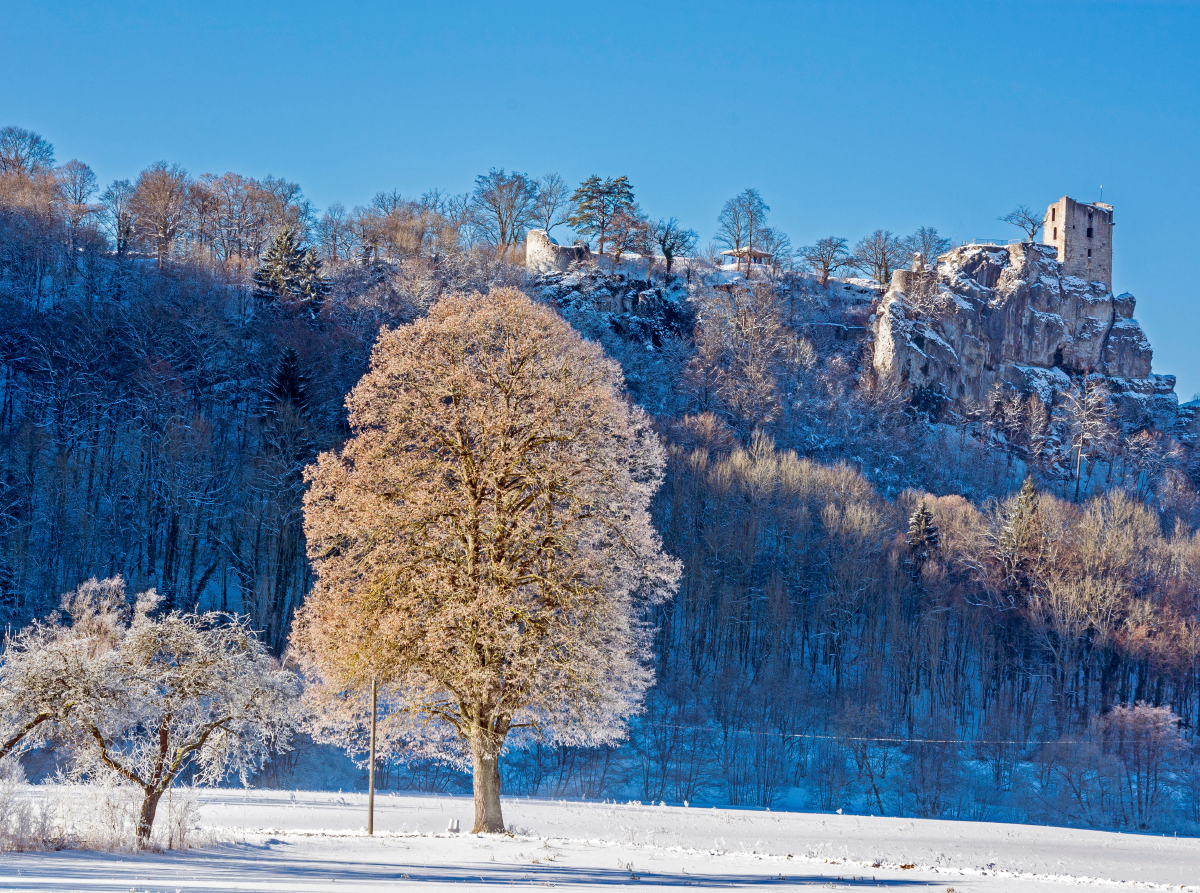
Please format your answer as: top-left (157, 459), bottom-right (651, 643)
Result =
top-left (470, 734), bottom-right (504, 833)
top-left (137, 787), bottom-right (162, 847)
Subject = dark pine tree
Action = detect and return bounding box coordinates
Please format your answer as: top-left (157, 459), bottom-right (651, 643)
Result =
top-left (254, 227), bottom-right (328, 315)
top-left (263, 347), bottom-right (314, 463)
top-left (298, 248), bottom-right (330, 310)
top-left (906, 500), bottom-right (939, 575)
top-left (254, 226), bottom-right (305, 304)
top-left (265, 347), bottom-right (311, 421)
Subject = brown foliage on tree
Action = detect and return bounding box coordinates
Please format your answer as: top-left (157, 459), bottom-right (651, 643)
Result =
top-left (291, 287), bottom-right (679, 832)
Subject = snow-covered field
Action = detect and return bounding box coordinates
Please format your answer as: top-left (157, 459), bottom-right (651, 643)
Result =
top-left (2, 790), bottom-right (1198, 891)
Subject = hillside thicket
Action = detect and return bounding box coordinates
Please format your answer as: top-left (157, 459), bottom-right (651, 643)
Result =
top-left (2, 136), bottom-right (1199, 830)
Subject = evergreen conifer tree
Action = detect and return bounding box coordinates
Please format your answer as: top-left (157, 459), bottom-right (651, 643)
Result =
top-left (996, 476), bottom-right (1041, 599)
top-left (254, 226), bottom-right (305, 302)
top-left (298, 248), bottom-right (330, 309)
top-left (906, 500), bottom-right (939, 573)
top-left (567, 175), bottom-right (635, 257)
top-left (253, 226), bottom-right (329, 314)
top-left (265, 347), bottom-right (312, 420)
top-left (263, 347), bottom-right (314, 462)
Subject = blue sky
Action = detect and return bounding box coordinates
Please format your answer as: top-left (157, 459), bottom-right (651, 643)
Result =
top-left (3, 0), bottom-right (1198, 395)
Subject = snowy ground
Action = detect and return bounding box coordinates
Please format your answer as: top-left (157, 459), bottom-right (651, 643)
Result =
top-left (2, 790), bottom-right (1198, 891)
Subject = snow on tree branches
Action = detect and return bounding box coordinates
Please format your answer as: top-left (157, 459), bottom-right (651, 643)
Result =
top-left (291, 286), bottom-right (680, 833)
top-left (253, 225), bottom-right (329, 313)
top-left (0, 577), bottom-right (299, 847)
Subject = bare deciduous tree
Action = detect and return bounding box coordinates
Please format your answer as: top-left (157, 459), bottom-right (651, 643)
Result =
top-left (715, 188), bottom-right (769, 276)
top-left (1000, 205), bottom-right (1043, 242)
top-left (853, 230), bottom-right (906, 287)
top-left (317, 202), bottom-right (351, 263)
top-left (608, 204), bottom-right (649, 264)
top-left (97, 179), bottom-right (135, 256)
top-left (798, 236), bottom-right (852, 287)
top-left (755, 226), bottom-right (792, 275)
top-left (130, 162), bottom-right (191, 268)
top-left (0, 126), bottom-right (55, 176)
top-left (532, 173), bottom-right (570, 235)
top-left (0, 577), bottom-right (298, 847)
top-left (55, 160), bottom-right (98, 234)
top-left (652, 217), bottom-right (698, 282)
top-left (1059, 375), bottom-right (1115, 501)
top-left (685, 282), bottom-right (797, 435)
top-left (292, 287), bottom-right (680, 833)
top-left (471, 168), bottom-right (538, 250)
top-left (903, 226), bottom-right (951, 263)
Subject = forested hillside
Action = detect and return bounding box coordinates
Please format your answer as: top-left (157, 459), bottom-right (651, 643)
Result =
top-left (2, 124), bottom-right (1198, 832)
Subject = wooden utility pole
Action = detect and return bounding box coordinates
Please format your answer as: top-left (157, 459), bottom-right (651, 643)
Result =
top-left (368, 677), bottom-right (378, 835)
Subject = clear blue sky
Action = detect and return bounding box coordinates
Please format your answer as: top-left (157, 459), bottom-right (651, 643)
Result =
top-left (3, 0), bottom-right (1198, 396)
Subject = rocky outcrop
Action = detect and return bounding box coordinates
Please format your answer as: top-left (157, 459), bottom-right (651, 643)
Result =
top-left (525, 229), bottom-right (589, 275)
top-left (531, 268), bottom-right (692, 347)
top-left (871, 242), bottom-right (1178, 426)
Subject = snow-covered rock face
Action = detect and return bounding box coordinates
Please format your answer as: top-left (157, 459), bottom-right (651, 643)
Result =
top-left (871, 242), bottom-right (1177, 423)
top-left (530, 268), bottom-right (693, 348)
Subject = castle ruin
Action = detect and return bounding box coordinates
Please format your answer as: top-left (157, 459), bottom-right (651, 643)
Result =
top-left (869, 193), bottom-right (1181, 429)
top-left (525, 229), bottom-right (590, 275)
top-left (1042, 196), bottom-right (1114, 287)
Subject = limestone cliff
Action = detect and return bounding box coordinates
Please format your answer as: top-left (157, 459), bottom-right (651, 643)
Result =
top-left (870, 242), bottom-right (1179, 426)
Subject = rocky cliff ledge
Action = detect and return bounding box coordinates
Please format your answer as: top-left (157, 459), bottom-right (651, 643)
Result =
top-left (871, 242), bottom-right (1179, 427)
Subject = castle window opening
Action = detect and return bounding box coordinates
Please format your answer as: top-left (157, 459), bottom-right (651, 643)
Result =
top-left (1087, 227), bottom-right (1094, 237)
top-left (1051, 207), bottom-right (1056, 221)
top-left (1088, 249), bottom-right (1092, 257)
top-left (1053, 227), bottom-right (1057, 239)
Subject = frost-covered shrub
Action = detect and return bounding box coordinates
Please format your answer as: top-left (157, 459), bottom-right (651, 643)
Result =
top-left (0, 757), bottom-right (54, 851)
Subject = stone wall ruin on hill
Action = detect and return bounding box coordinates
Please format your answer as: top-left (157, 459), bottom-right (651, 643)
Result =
top-left (525, 229), bottom-right (590, 275)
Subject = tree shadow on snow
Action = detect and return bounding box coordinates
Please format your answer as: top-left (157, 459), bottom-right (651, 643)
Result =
top-left (0, 842), bottom-right (937, 889)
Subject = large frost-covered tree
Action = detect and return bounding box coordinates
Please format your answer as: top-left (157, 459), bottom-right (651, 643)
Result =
top-left (0, 577), bottom-right (299, 847)
top-left (291, 286), bottom-right (679, 833)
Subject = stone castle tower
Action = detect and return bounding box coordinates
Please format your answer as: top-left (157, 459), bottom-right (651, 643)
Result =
top-left (1042, 196), bottom-right (1114, 288)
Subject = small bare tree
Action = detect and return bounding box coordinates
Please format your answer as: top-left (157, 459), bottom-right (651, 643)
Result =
top-left (902, 226), bottom-right (951, 263)
top-left (798, 236), bottom-right (852, 287)
top-left (532, 173), bottom-right (570, 235)
top-left (652, 217), bottom-right (698, 282)
top-left (1059, 374), bottom-right (1115, 501)
top-left (99, 179), bottom-right (136, 256)
top-left (130, 161), bottom-right (191, 268)
top-left (317, 202), bottom-right (351, 263)
top-left (470, 168), bottom-right (538, 250)
top-left (1102, 703), bottom-right (1185, 829)
top-left (55, 160), bottom-right (98, 243)
top-left (292, 287), bottom-right (680, 833)
top-left (0, 126), bottom-right (55, 176)
top-left (755, 226), bottom-right (792, 276)
top-left (853, 230), bottom-right (906, 287)
top-left (608, 204), bottom-right (649, 264)
top-left (1000, 205), bottom-right (1043, 242)
top-left (715, 188), bottom-right (769, 276)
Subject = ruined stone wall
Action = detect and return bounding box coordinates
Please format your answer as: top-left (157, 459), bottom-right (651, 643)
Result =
top-left (1042, 196), bottom-right (1113, 287)
top-left (525, 229), bottom-right (589, 275)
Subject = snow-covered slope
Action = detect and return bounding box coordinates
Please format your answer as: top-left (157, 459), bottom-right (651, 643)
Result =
top-left (4, 790), bottom-right (1198, 891)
